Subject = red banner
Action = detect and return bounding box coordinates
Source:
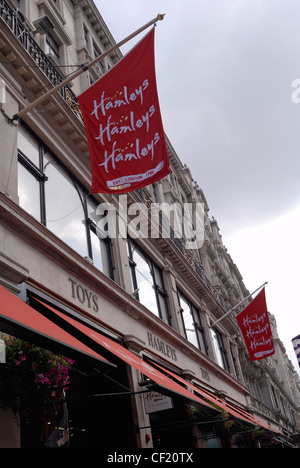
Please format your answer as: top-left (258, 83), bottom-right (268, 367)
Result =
top-left (77, 28), bottom-right (170, 193)
top-left (236, 288), bottom-right (274, 361)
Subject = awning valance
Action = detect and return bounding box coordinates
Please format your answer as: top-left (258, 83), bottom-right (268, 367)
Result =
top-left (34, 298), bottom-right (216, 411)
top-left (0, 284), bottom-right (282, 436)
top-left (0, 285), bottom-right (111, 367)
top-left (149, 360), bottom-right (282, 435)
top-left (34, 297), bottom-right (282, 435)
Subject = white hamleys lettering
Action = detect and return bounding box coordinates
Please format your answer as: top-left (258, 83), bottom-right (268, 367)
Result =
top-left (90, 80), bottom-right (149, 119)
top-left (99, 134), bottom-right (160, 173)
top-left (95, 106), bottom-right (156, 146)
top-left (246, 323), bottom-right (270, 339)
top-left (241, 312), bottom-right (267, 328)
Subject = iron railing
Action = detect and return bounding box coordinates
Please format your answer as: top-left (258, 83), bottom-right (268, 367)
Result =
top-left (0, 0), bottom-right (82, 120)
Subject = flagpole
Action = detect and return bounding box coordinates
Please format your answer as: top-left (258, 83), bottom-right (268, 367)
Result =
top-left (8, 13), bottom-right (165, 123)
top-left (209, 281), bottom-right (268, 328)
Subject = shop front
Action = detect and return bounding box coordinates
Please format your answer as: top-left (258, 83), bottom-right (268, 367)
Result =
top-left (0, 281), bottom-right (220, 448)
top-left (0, 282), bottom-right (138, 448)
top-left (0, 279), bottom-right (283, 448)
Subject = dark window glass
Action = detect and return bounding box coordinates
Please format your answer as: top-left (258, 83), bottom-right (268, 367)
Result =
top-left (178, 291), bottom-right (208, 354)
top-left (211, 328), bottom-right (230, 372)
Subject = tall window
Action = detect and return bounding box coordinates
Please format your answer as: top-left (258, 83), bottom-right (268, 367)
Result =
top-left (211, 328), bottom-right (230, 372)
top-left (17, 124), bottom-right (113, 278)
top-left (178, 291), bottom-right (208, 354)
top-left (46, 33), bottom-right (60, 61)
top-left (17, 125), bottom-right (46, 223)
top-left (93, 42), bottom-right (105, 72)
top-left (86, 198), bottom-right (113, 277)
top-left (44, 151), bottom-right (88, 258)
top-left (127, 239), bottom-right (170, 324)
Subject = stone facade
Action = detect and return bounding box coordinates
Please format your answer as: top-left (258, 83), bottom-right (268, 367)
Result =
top-left (0, 0), bottom-right (299, 448)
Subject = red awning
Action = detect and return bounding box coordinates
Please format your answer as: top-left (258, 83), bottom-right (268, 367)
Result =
top-left (29, 295), bottom-right (282, 436)
top-left (36, 299), bottom-right (216, 412)
top-left (150, 360), bottom-right (282, 435)
top-left (0, 285), bottom-right (110, 366)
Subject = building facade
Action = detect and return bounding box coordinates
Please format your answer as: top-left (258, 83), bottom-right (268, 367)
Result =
top-left (0, 0), bottom-right (299, 448)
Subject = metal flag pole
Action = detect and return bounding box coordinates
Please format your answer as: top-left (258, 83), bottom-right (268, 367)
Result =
top-left (8, 13), bottom-right (165, 123)
top-left (209, 281), bottom-right (268, 328)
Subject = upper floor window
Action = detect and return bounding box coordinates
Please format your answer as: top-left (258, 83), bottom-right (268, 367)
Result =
top-left (93, 42), bottom-right (105, 72)
top-left (46, 33), bottom-right (60, 61)
top-left (177, 291), bottom-right (208, 355)
top-left (17, 124), bottom-right (113, 279)
top-left (127, 239), bottom-right (170, 324)
top-left (211, 328), bottom-right (230, 372)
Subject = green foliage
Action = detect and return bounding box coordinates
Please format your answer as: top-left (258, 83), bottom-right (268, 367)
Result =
top-left (0, 333), bottom-right (74, 420)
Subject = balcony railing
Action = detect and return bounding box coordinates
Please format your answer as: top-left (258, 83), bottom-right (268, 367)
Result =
top-left (0, 0), bottom-right (82, 121)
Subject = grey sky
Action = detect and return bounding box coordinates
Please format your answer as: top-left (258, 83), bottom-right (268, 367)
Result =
top-left (95, 0), bottom-right (300, 372)
top-left (98, 0), bottom-right (300, 232)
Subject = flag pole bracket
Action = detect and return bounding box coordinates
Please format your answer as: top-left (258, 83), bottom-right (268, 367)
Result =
top-left (209, 281), bottom-right (268, 329)
top-left (6, 13), bottom-right (166, 124)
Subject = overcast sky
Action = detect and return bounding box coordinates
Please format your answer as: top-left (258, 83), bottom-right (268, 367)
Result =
top-left (95, 0), bottom-right (300, 374)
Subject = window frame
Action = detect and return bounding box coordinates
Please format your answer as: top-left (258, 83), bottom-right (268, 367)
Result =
top-left (177, 290), bottom-right (208, 355)
top-left (46, 32), bottom-right (60, 61)
top-left (211, 327), bottom-right (230, 372)
top-left (127, 238), bottom-right (170, 324)
top-left (17, 124), bottom-right (113, 279)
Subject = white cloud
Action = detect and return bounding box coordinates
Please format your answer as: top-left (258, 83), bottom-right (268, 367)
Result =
top-left (225, 204), bottom-right (300, 374)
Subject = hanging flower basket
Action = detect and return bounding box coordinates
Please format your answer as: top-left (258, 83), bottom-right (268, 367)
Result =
top-left (0, 333), bottom-right (74, 422)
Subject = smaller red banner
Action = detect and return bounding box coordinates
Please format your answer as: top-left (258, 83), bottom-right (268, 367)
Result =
top-left (236, 288), bottom-right (274, 361)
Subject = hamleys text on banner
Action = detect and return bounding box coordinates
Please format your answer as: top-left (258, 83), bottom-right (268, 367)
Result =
top-left (236, 288), bottom-right (274, 361)
top-left (77, 27), bottom-right (170, 194)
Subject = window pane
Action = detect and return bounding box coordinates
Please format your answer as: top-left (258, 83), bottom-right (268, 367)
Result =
top-left (46, 33), bottom-right (60, 61)
top-left (179, 295), bottom-right (198, 347)
top-left (132, 248), bottom-right (158, 316)
top-left (211, 329), bottom-right (225, 369)
top-left (90, 230), bottom-right (111, 276)
top-left (18, 162), bottom-right (41, 221)
top-left (87, 198), bottom-right (113, 277)
top-left (157, 293), bottom-right (169, 323)
top-left (152, 263), bottom-right (164, 289)
top-left (193, 308), bottom-right (207, 353)
top-left (18, 125), bottom-right (40, 167)
top-left (44, 153), bottom-right (88, 257)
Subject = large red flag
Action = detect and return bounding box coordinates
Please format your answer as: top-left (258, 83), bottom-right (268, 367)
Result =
top-left (236, 288), bottom-right (274, 361)
top-left (77, 27), bottom-right (170, 194)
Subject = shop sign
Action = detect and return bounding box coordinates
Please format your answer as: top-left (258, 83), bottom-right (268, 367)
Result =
top-left (147, 332), bottom-right (177, 362)
top-left (144, 391), bottom-right (173, 414)
top-left (68, 277), bottom-right (99, 313)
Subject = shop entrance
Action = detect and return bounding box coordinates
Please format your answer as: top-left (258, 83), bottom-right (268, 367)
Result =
top-left (67, 362), bottom-right (136, 448)
top-left (149, 396), bottom-right (195, 448)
